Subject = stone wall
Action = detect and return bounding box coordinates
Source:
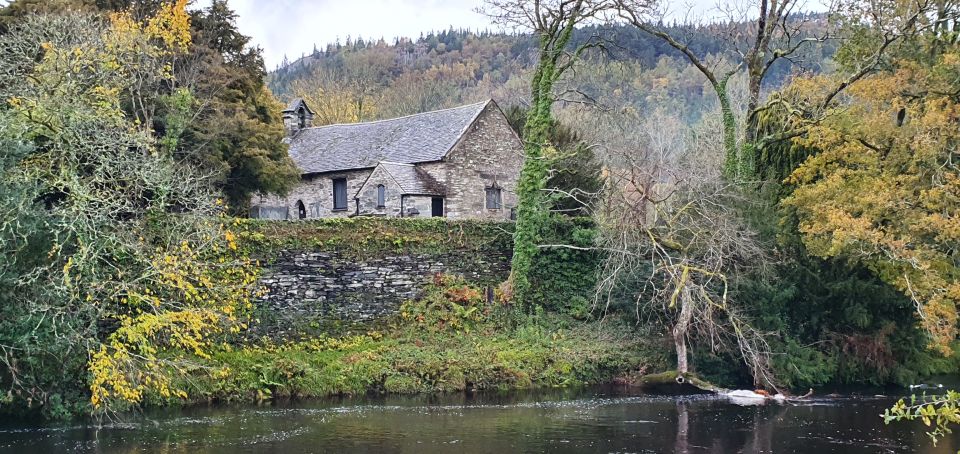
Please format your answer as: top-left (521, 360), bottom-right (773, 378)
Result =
top-left (252, 169), bottom-right (371, 220)
top-left (245, 218), bottom-right (514, 336)
top-left (355, 165), bottom-right (405, 216)
top-left (402, 194), bottom-right (437, 217)
top-left (422, 103), bottom-right (524, 220)
top-left (258, 250), bottom-right (510, 334)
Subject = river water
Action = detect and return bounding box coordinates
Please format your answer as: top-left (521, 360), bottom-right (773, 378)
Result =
top-left (1, 386), bottom-right (956, 453)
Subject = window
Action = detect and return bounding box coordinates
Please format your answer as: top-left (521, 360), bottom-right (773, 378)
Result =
top-left (377, 184), bottom-right (385, 208)
top-left (485, 186), bottom-right (502, 210)
top-left (332, 178), bottom-right (347, 210)
top-left (297, 107), bottom-right (307, 129)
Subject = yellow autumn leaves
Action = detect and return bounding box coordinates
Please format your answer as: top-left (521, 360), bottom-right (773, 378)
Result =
top-left (784, 47), bottom-right (960, 354)
top-left (83, 3), bottom-right (263, 413)
top-left (12, 0), bottom-right (191, 133)
top-left (89, 226), bottom-right (260, 412)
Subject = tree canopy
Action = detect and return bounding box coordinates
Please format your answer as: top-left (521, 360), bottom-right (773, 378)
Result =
top-left (0, 0), bottom-right (299, 213)
top-left (0, 1), bottom-right (260, 418)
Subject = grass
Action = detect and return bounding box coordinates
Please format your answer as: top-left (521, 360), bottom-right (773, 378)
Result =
top-left (151, 276), bottom-right (667, 405)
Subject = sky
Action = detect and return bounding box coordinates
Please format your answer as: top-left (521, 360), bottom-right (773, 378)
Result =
top-left (194, 0), bottom-right (497, 69)
top-left (193, 0), bottom-right (821, 69)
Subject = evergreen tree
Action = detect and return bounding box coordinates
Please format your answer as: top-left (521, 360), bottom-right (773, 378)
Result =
top-left (182, 0), bottom-right (298, 214)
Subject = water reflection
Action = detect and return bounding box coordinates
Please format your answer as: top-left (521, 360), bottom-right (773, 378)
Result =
top-left (0, 387), bottom-right (956, 453)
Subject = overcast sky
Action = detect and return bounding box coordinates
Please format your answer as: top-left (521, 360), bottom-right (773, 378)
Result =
top-left (193, 0), bottom-right (495, 68)
top-left (193, 0), bottom-right (822, 69)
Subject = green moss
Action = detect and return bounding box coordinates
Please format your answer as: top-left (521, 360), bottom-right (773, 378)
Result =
top-left (233, 217), bottom-right (514, 261)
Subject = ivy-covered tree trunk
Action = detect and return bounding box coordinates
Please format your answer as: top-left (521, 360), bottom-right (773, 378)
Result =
top-left (482, 0), bottom-right (609, 303)
top-left (510, 29), bottom-right (571, 304)
top-left (511, 47), bottom-right (552, 303)
top-left (714, 77), bottom-right (741, 180)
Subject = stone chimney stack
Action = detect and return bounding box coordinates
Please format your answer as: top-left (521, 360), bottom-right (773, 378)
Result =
top-left (282, 98), bottom-right (313, 137)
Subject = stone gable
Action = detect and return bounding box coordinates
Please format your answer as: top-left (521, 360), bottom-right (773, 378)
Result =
top-left (435, 102), bottom-right (523, 220)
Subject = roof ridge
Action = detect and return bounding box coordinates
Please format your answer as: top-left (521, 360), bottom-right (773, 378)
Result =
top-left (378, 161), bottom-right (416, 166)
top-left (283, 97), bottom-right (306, 112)
top-left (356, 161), bottom-right (408, 197)
top-left (287, 99), bottom-right (500, 175)
top-left (300, 100), bottom-right (491, 131)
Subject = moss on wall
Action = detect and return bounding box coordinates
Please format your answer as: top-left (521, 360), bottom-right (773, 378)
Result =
top-left (236, 217), bottom-right (602, 318)
top-left (235, 218), bottom-right (514, 260)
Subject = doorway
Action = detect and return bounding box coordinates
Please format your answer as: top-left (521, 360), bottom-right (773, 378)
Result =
top-left (431, 197), bottom-right (444, 217)
top-left (296, 200), bottom-right (306, 219)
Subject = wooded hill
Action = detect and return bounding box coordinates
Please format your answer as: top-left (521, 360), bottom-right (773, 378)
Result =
top-left (267, 17), bottom-right (834, 128)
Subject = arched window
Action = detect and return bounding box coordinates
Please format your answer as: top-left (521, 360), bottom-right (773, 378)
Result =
top-left (296, 200), bottom-right (306, 219)
top-left (297, 107), bottom-right (307, 129)
top-left (377, 184), bottom-right (386, 208)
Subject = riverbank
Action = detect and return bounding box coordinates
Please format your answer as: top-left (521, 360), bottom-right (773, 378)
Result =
top-left (145, 276), bottom-right (668, 406)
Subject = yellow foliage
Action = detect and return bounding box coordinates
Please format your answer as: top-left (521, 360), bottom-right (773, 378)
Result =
top-left (88, 221), bottom-right (262, 412)
top-left (12, 1), bottom-right (193, 137)
top-left (145, 0), bottom-right (191, 52)
top-left (784, 48), bottom-right (960, 354)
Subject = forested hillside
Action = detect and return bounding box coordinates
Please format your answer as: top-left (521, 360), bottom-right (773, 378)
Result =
top-left (267, 18), bottom-right (834, 128)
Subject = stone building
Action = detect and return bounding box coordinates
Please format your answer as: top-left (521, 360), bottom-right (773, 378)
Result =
top-left (250, 99), bottom-right (524, 220)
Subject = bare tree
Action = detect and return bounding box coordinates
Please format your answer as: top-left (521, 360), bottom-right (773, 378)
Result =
top-left (290, 64), bottom-right (383, 125)
top-left (595, 110), bottom-right (778, 389)
top-left (615, 0), bottom-right (831, 179)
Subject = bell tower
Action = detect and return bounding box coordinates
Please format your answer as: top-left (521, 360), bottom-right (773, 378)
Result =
top-left (282, 98), bottom-right (314, 137)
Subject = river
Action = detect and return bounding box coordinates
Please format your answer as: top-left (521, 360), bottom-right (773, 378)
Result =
top-left (1, 386), bottom-right (956, 453)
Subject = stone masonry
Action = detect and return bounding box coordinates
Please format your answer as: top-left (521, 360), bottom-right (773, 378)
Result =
top-left (251, 99), bottom-right (524, 221)
top-left (256, 247), bottom-right (511, 335)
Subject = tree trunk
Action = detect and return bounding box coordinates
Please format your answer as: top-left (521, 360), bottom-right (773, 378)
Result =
top-left (742, 60), bottom-right (764, 181)
top-left (510, 31), bottom-right (568, 304)
top-left (673, 286), bottom-right (694, 374)
top-left (715, 78), bottom-right (741, 181)
top-left (745, 66), bottom-right (762, 145)
top-left (509, 9), bottom-right (582, 305)
top-left (509, 57), bottom-right (552, 304)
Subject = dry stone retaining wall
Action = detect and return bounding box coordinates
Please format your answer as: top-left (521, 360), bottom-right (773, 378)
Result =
top-left (254, 250), bottom-right (509, 336)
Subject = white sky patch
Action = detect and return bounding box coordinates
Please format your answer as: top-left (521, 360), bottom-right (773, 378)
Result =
top-left (191, 0), bottom-right (828, 68)
top-left (194, 0), bottom-right (495, 68)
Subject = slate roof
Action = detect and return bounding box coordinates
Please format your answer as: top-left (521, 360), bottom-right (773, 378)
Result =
top-left (287, 100), bottom-right (491, 175)
top-left (375, 162), bottom-right (445, 196)
top-left (283, 98), bottom-right (309, 113)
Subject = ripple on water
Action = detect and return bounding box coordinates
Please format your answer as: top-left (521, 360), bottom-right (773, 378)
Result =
top-left (0, 390), bottom-right (953, 454)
